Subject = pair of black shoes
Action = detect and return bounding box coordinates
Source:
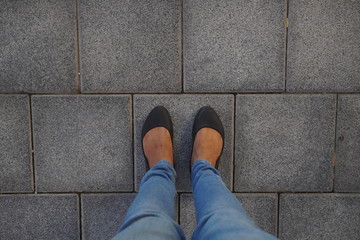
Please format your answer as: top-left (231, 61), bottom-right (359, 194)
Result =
top-left (141, 106), bottom-right (224, 169)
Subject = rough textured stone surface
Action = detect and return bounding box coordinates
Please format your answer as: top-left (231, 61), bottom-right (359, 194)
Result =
top-left (32, 95), bottom-right (133, 192)
top-left (81, 193), bottom-right (136, 240)
top-left (184, 0), bottom-right (286, 92)
top-left (134, 95), bottom-right (234, 192)
top-left (79, 0), bottom-right (181, 93)
top-left (0, 194), bottom-right (79, 239)
top-left (279, 194), bottom-right (360, 240)
top-left (335, 95), bottom-right (360, 192)
top-left (0, 95), bottom-right (32, 192)
top-left (287, 0), bottom-right (360, 92)
top-left (237, 194), bottom-right (278, 236)
top-left (235, 94), bottom-right (336, 192)
top-left (180, 193), bottom-right (277, 239)
top-left (0, 0), bottom-right (77, 93)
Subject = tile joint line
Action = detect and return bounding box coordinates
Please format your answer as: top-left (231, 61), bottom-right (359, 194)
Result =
top-left (232, 94), bottom-right (236, 192)
top-left (28, 94), bottom-right (37, 193)
top-left (75, 0), bottom-right (81, 93)
top-left (78, 193), bottom-right (83, 240)
top-left (284, 0), bottom-right (290, 92)
top-left (180, 0), bottom-right (184, 93)
top-left (131, 94), bottom-right (135, 192)
top-left (276, 193), bottom-right (280, 237)
top-left (332, 94), bottom-right (339, 192)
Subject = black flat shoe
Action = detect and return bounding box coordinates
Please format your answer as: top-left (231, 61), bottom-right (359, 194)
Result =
top-left (191, 106), bottom-right (225, 169)
top-left (142, 106), bottom-right (173, 169)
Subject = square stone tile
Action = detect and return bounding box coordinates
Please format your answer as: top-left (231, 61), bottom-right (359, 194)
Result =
top-left (235, 94), bottom-right (336, 192)
top-left (180, 193), bottom-right (278, 239)
top-left (134, 95), bottom-right (234, 192)
top-left (0, 0), bottom-right (77, 93)
top-left (184, 0), bottom-right (286, 92)
top-left (79, 0), bottom-right (181, 93)
top-left (279, 194), bottom-right (360, 239)
top-left (0, 95), bottom-right (32, 192)
top-left (81, 193), bottom-right (136, 240)
top-left (335, 95), bottom-right (360, 192)
top-left (287, 0), bottom-right (360, 92)
top-left (0, 194), bottom-right (79, 239)
top-left (32, 95), bottom-right (133, 192)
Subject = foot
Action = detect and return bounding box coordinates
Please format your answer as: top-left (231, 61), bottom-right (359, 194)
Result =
top-left (143, 127), bottom-right (173, 168)
top-left (191, 128), bottom-right (223, 167)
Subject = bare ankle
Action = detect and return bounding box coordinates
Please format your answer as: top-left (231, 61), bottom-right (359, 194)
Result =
top-left (143, 127), bottom-right (173, 168)
top-left (191, 128), bottom-right (223, 167)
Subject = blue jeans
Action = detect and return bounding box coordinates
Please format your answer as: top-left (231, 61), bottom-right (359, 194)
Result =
top-left (112, 159), bottom-right (277, 240)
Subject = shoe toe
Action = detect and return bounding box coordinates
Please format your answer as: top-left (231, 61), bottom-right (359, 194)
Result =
top-left (142, 106), bottom-right (173, 140)
top-left (192, 106), bottom-right (224, 141)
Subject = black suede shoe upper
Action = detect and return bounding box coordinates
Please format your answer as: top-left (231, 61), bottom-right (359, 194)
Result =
top-left (192, 106), bottom-right (225, 169)
top-left (142, 106), bottom-right (173, 141)
top-left (192, 106), bottom-right (225, 141)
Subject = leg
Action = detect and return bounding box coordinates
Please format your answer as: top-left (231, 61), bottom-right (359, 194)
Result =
top-left (112, 160), bottom-right (184, 240)
top-left (190, 107), bottom-right (277, 240)
top-left (191, 159), bottom-right (277, 240)
top-left (113, 106), bottom-right (184, 240)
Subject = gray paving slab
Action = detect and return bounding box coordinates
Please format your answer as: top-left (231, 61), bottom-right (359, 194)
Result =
top-left (183, 0), bottom-right (286, 92)
top-left (0, 0), bottom-right (77, 93)
top-left (235, 94), bottom-right (336, 192)
top-left (0, 194), bottom-right (79, 240)
top-left (335, 95), bottom-right (360, 192)
top-left (287, 0), bottom-right (360, 92)
top-left (279, 194), bottom-right (360, 240)
top-left (237, 194), bottom-right (278, 236)
top-left (180, 193), bottom-right (277, 239)
top-left (134, 95), bottom-right (234, 192)
top-left (32, 95), bottom-right (133, 192)
top-left (81, 193), bottom-right (136, 240)
top-left (79, 0), bottom-right (181, 93)
top-left (0, 95), bottom-right (32, 192)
